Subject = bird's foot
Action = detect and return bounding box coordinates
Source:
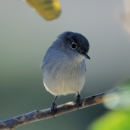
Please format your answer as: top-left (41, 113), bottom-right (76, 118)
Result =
top-left (51, 102), bottom-right (57, 117)
top-left (76, 93), bottom-right (82, 110)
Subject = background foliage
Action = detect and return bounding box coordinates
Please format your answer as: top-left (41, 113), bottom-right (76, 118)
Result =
top-left (89, 79), bottom-right (130, 130)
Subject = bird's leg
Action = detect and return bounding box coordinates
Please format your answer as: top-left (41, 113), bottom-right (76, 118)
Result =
top-left (51, 96), bottom-right (58, 117)
top-left (76, 92), bottom-right (82, 109)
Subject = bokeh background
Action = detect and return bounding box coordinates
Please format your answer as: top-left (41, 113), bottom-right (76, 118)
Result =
top-left (0, 0), bottom-right (130, 130)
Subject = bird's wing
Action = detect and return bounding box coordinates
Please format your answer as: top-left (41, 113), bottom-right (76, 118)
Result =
top-left (41, 60), bottom-right (44, 71)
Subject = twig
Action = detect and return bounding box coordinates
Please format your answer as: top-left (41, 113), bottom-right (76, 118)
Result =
top-left (0, 88), bottom-right (120, 130)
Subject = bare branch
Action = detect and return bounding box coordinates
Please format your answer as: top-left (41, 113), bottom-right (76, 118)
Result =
top-left (0, 88), bottom-right (120, 130)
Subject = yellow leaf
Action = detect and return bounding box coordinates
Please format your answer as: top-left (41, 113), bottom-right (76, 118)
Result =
top-left (25, 0), bottom-right (61, 20)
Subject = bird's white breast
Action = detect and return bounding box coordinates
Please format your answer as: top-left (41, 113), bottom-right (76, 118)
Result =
top-left (43, 53), bottom-right (86, 96)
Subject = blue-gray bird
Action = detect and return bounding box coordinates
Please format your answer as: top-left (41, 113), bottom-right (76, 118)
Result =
top-left (41, 31), bottom-right (90, 114)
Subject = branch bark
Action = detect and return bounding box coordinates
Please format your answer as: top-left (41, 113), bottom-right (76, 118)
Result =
top-left (0, 88), bottom-right (120, 130)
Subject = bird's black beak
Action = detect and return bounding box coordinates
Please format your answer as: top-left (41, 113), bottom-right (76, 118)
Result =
top-left (84, 54), bottom-right (90, 59)
top-left (79, 51), bottom-right (90, 59)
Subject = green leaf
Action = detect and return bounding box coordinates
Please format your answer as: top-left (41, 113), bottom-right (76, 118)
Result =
top-left (89, 109), bottom-right (130, 130)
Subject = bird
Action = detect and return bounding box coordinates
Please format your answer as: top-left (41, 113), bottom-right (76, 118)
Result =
top-left (41, 31), bottom-right (90, 115)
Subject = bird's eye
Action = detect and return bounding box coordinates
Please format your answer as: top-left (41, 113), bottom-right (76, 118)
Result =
top-left (71, 42), bottom-right (77, 49)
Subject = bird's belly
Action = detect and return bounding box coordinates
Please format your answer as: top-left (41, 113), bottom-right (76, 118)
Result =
top-left (43, 67), bottom-right (85, 96)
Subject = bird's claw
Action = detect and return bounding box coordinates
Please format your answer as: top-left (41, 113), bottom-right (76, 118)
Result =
top-left (51, 102), bottom-right (57, 117)
top-left (76, 94), bottom-right (82, 110)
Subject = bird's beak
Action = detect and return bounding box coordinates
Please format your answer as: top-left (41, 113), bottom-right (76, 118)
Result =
top-left (79, 51), bottom-right (90, 59)
top-left (84, 54), bottom-right (90, 59)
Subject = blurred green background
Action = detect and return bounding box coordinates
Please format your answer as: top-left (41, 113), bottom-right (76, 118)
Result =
top-left (0, 0), bottom-right (130, 130)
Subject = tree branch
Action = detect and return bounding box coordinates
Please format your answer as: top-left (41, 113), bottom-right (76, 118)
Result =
top-left (0, 88), bottom-right (120, 130)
